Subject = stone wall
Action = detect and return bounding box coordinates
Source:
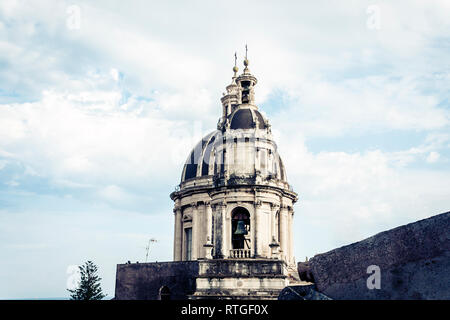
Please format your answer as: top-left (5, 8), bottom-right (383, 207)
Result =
top-left (298, 211), bottom-right (450, 299)
top-left (115, 259), bottom-right (289, 300)
top-left (193, 259), bottom-right (288, 299)
top-left (115, 261), bottom-right (199, 300)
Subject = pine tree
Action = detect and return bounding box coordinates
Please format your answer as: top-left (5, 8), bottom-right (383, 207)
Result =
top-left (68, 260), bottom-right (106, 300)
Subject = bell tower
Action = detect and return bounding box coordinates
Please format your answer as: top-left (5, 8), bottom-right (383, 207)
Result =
top-left (115, 50), bottom-right (301, 300)
top-left (169, 50), bottom-right (300, 299)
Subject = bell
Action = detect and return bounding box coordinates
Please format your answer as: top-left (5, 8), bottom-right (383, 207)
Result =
top-left (234, 220), bottom-right (248, 235)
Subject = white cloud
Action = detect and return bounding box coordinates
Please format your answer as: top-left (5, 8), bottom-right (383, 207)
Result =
top-left (110, 68), bottom-right (119, 82)
top-left (277, 130), bottom-right (450, 252)
top-left (426, 151), bottom-right (440, 163)
top-left (0, 80), bottom-right (207, 197)
top-left (270, 75), bottom-right (449, 138)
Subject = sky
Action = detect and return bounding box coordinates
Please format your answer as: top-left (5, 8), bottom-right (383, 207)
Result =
top-left (0, 0), bottom-right (449, 299)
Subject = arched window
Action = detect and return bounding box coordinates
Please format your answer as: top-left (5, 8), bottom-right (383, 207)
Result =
top-left (159, 286), bottom-right (171, 300)
top-left (231, 207), bottom-right (250, 249)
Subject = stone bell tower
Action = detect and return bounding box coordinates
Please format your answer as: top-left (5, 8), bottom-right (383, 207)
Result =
top-left (169, 51), bottom-right (299, 298)
top-left (115, 51), bottom-right (300, 300)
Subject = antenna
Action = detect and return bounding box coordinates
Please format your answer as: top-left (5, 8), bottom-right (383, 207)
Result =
top-left (145, 238), bottom-right (158, 262)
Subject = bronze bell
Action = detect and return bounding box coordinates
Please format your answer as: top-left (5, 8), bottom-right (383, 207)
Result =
top-left (234, 220), bottom-right (248, 235)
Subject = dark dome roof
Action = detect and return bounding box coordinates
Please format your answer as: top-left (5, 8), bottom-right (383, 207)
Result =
top-left (182, 131), bottom-right (217, 181)
top-left (181, 130), bottom-right (288, 183)
top-left (230, 108), bottom-right (265, 130)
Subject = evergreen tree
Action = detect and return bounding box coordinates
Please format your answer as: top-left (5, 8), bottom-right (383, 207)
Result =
top-left (68, 260), bottom-right (106, 300)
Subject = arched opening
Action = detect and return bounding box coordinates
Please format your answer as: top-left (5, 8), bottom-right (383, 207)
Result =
top-left (159, 286), bottom-right (171, 300)
top-left (231, 207), bottom-right (250, 250)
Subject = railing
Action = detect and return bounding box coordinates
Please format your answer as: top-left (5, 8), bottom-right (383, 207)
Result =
top-left (229, 249), bottom-right (251, 258)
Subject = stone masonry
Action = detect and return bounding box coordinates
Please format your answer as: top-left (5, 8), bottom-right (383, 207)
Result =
top-left (298, 211), bottom-right (450, 299)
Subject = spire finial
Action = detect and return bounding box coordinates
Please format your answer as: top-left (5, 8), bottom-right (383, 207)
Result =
top-left (243, 44), bottom-right (249, 71)
top-left (233, 52), bottom-right (238, 76)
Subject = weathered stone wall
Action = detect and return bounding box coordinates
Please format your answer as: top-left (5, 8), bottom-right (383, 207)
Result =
top-left (278, 285), bottom-right (331, 300)
top-left (197, 259), bottom-right (286, 277)
top-left (115, 261), bottom-right (199, 300)
top-left (298, 211), bottom-right (450, 299)
top-left (194, 259), bottom-right (288, 299)
top-left (114, 259), bottom-right (290, 300)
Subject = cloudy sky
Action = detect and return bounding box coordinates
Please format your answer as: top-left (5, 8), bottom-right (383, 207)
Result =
top-left (0, 0), bottom-right (449, 299)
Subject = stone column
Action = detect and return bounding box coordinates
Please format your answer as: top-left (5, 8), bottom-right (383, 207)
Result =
top-left (213, 203), bottom-right (226, 259)
top-left (173, 207), bottom-right (182, 261)
top-left (205, 202), bottom-right (212, 244)
top-left (254, 200), bottom-right (263, 257)
top-left (203, 202), bottom-right (213, 259)
top-left (223, 204), bottom-right (230, 258)
top-left (191, 202), bottom-right (198, 260)
top-left (279, 204), bottom-right (289, 262)
top-left (288, 207), bottom-right (294, 265)
top-left (250, 203), bottom-right (256, 258)
top-left (270, 204), bottom-right (280, 243)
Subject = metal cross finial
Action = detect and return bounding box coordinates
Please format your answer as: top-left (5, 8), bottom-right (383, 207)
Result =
top-left (245, 44), bottom-right (248, 59)
top-left (234, 52), bottom-right (237, 67)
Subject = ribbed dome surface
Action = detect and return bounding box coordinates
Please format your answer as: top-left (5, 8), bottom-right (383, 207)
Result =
top-left (181, 130), bottom-right (287, 183)
top-left (230, 108), bottom-right (265, 130)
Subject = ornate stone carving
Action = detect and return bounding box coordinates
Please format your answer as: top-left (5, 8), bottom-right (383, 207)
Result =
top-left (270, 203), bottom-right (280, 210)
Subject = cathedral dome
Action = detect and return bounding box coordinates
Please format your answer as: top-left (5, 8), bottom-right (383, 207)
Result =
top-left (176, 55), bottom-right (293, 192)
top-left (181, 130), bottom-right (219, 182)
top-left (180, 130), bottom-right (287, 184)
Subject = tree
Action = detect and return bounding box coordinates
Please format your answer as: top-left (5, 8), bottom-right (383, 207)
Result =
top-left (68, 260), bottom-right (106, 300)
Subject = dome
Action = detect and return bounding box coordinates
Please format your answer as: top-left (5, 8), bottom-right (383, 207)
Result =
top-left (182, 131), bottom-right (218, 182)
top-left (230, 108), bottom-right (265, 130)
top-left (181, 130), bottom-right (287, 183)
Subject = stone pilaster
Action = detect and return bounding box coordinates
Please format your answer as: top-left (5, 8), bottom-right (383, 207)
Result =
top-left (288, 207), bottom-right (294, 264)
top-left (279, 204), bottom-right (289, 262)
top-left (288, 207), bottom-right (294, 265)
top-left (173, 207), bottom-right (182, 261)
top-left (254, 200), bottom-right (263, 257)
top-left (191, 202), bottom-right (199, 260)
top-left (213, 203), bottom-right (226, 259)
top-left (205, 201), bottom-right (212, 247)
top-left (250, 202), bottom-right (256, 258)
top-left (203, 201), bottom-right (214, 261)
top-left (270, 203), bottom-right (280, 243)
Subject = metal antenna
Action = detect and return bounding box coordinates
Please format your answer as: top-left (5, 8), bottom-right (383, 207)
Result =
top-left (145, 238), bottom-right (158, 262)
